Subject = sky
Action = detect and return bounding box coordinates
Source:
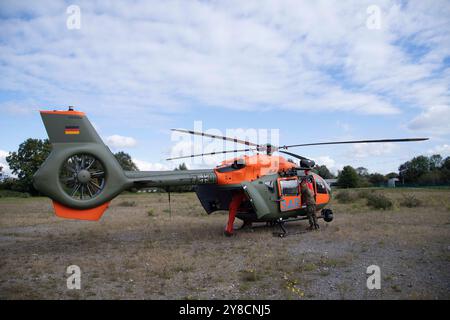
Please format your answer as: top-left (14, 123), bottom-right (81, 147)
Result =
top-left (0, 0), bottom-right (450, 176)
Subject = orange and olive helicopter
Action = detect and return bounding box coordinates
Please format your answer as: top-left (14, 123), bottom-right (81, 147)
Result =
top-left (33, 108), bottom-right (428, 236)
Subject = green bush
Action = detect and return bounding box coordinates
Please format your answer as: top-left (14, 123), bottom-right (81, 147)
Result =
top-left (366, 193), bottom-right (393, 210)
top-left (357, 190), bottom-right (371, 199)
top-left (335, 190), bottom-right (356, 203)
top-left (399, 194), bottom-right (422, 208)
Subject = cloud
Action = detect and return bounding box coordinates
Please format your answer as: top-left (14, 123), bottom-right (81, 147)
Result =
top-left (1, 0), bottom-right (449, 121)
top-left (408, 105), bottom-right (450, 135)
top-left (314, 156), bottom-right (336, 169)
top-left (427, 144), bottom-right (450, 156)
top-left (105, 135), bottom-right (137, 149)
top-left (336, 121), bottom-right (351, 133)
top-left (351, 143), bottom-right (396, 158)
top-left (133, 158), bottom-right (169, 171)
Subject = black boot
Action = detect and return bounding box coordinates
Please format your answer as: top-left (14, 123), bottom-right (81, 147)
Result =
top-left (313, 216), bottom-right (320, 230)
top-left (223, 230), bottom-right (234, 237)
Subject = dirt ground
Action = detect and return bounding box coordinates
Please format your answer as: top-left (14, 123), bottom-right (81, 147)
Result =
top-left (0, 188), bottom-right (449, 300)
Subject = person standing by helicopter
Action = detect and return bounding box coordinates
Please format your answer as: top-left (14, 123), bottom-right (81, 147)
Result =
top-left (300, 176), bottom-right (319, 230)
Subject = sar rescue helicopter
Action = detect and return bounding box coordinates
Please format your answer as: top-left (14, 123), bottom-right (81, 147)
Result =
top-left (33, 108), bottom-right (428, 236)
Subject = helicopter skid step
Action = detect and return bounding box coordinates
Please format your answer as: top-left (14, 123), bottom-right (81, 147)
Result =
top-left (236, 215), bottom-right (326, 237)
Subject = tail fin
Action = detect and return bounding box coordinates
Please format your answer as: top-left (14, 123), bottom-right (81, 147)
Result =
top-left (34, 109), bottom-right (131, 220)
top-left (40, 110), bottom-right (103, 144)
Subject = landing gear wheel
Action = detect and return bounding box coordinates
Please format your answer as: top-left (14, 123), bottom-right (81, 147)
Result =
top-left (272, 218), bottom-right (287, 237)
top-left (321, 209), bottom-right (334, 223)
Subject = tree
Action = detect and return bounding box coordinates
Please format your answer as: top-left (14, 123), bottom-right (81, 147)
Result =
top-left (6, 138), bottom-right (52, 194)
top-left (337, 166), bottom-right (359, 188)
top-left (356, 167), bottom-right (369, 177)
top-left (429, 154), bottom-right (443, 170)
top-left (442, 156), bottom-right (450, 171)
top-left (355, 166), bottom-right (371, 187)
top-left (313, 165), bottom-right (335, 179)
top-left (114, 151), bottom-right (138, 171)
top-left (175, 163), bottom-right (188, 171)
top-left (399, 155), bottom-right (430, 183)
top-left (440, 156), bottom-right (450, 183)
top-left (369, 173), bottom-right (386, 186)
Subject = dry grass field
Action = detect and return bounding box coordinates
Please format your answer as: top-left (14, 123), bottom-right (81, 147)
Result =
top-left (0, 188), bottom-right (449, 300)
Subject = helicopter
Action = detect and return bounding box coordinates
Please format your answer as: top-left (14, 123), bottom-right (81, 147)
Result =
top-left (33, 108), bottom-right (428, 236)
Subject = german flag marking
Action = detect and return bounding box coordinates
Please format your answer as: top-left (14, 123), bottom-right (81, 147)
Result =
top-left (65, 126), bottom-right (80, 135)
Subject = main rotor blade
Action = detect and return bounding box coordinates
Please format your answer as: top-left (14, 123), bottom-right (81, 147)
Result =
top-left (281, 138), bottom-right (429, 149)
top-left (278, 150), bottom-right (311, 161)
top-left (166, 148), bottom-right (253, 160)
top-left (171, 129), bottom-right (260, 148)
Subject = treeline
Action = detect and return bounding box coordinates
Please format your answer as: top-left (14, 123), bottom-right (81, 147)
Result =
top-left (336, 154), bottom-right (450, 188)
top-left (1, 138), bottom-right (449, 195)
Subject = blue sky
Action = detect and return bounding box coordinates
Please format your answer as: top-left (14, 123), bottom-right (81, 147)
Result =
top-left (1, 0), bottom-right (449, 175)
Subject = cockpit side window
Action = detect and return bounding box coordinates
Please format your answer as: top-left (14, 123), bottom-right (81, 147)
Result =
top-left (280, 179), bottom-right (299, 196)
top-left (315, 178), bottom-right (328, 194)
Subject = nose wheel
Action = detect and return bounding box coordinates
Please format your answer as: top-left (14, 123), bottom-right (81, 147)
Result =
top-left (321, 209), bottom-right (334, 222)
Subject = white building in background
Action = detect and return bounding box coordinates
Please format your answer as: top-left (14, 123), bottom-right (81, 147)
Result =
top-left (387, 178), bottom-right (399, 188)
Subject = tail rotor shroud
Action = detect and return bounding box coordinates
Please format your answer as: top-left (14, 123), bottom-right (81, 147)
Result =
top-left (59, 154), bottom-right (106, 201)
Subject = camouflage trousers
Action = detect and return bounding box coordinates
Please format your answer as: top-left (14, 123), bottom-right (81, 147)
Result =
top-left (306, 204), bottom-right (319, 229)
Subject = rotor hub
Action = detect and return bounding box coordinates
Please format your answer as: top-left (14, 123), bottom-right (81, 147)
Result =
top-left (77, 169), bottom-right (91, 184)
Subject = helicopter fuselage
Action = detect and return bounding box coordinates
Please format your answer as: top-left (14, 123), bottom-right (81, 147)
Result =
top-left (194, 154), bottom-right (332, 223)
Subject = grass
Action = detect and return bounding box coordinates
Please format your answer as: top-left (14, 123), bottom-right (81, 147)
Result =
top-left (391, 285), bottom-right (402, 292)
top-left (335, 190), bottom-right (357, 203)
top-left (366, 193), bottom-right (393, 210)
top-left (1, 189), bottom-right (450, 299)
top-left (318, 255), bottom-right (353, 268)
top-left (399, 194), bottom-right (422, 208)
top-left (298, 262), bottom-right (318, 273)
top-left (0, 190), bottom-right (30, 198)
top-left (117, 200), bottom-right (137, 207)
top-left (240, 269), bottom-right (261, 282)
top-left (357, 189), bottom-right (371, 199)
